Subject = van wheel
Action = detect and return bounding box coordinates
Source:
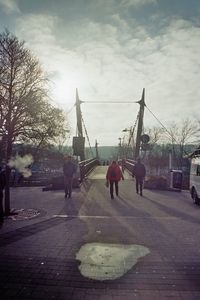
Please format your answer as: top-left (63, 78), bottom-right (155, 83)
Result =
top-left (192, 188), bottom-right (200, 205)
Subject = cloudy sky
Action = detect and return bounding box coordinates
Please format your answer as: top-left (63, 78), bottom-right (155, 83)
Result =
top-left (0, 0), bottom-right (199, 146)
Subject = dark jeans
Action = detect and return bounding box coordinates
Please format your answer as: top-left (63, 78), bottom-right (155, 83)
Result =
top-left (64, 176), bottom-right (73, 197)
top-left (109, 181), bottom-right (118, 197)
top-left (136, 177), bottom-right (144, 194)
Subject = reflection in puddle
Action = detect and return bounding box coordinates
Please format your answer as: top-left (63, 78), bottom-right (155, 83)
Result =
top-left (76, 242), bottom-right (150, 280)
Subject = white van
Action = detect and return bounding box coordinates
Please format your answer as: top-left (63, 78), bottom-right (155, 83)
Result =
top-left (190, 147), bottom-right (200, 205)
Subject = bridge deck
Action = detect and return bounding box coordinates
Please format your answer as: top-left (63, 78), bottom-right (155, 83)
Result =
top-left (88, 166), bottom-right (132, 180)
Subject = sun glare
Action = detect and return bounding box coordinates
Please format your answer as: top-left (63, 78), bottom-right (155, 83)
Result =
top-left (50, 66), bottom-right (87, 106)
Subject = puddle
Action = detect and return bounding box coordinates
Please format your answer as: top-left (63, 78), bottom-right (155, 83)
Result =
top-left (76, 242), bottom-right (150, 280)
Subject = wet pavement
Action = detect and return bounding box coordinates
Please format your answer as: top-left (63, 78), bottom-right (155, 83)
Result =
top-left (0, 167), bottom-right (200, 299)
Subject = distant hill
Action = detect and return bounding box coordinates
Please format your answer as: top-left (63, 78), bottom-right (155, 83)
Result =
top-left (85, 146), bottom-right (119, 161)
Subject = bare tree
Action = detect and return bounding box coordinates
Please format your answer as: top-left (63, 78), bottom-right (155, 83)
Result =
top-left (195, 119), bottom-right (200, 145)
top-left (165, 118), bottom-right (199, 168)
top-left (145, 126), bottom-right (164, 144)
top-left (0, 30), bottom-right (68, 214)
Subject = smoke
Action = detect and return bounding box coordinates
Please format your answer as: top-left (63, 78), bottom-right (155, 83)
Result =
top-left (8, 154), bottom-right (34, 178)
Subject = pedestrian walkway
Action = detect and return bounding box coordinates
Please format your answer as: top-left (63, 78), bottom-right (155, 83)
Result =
top-left (88, 166), bottom-right (131, 180)
top-left (0, 166), bottom-right (200, 299)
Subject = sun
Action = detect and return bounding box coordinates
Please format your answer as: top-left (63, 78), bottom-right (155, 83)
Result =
top-left (49, 68), bottom-right (87, 106)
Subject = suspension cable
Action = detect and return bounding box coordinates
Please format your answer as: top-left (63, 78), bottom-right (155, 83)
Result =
top-left (65, 104), bottom-right (75, 115)
top-left (127, 111), bottom-right (140, 147)
top-left (82, 101), bottom-right (138, 104)
top-left (145, 105), bottom-right (173, 140)
top-left (145, 105), bottom-right (189, 155)
top-left (81, 115), bottom-right (94, 158)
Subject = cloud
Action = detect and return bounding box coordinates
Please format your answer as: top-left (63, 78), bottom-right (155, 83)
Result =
top-left (16, 14), bottom-right (58, 46)
top-left (0, 0), bottom-right (20, 14)
top-left (120, 0), bottom-right (157, 8)
top-left (14, 11), bottom-right (200, 145)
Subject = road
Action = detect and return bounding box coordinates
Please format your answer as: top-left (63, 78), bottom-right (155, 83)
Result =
top-left (0, 166), bottom-right (200, 299)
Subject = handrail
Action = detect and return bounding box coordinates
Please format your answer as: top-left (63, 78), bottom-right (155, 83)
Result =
top-left (124, 159), bottom-right (136, 175)
top-left (79, 158), bottom-right (99, 182)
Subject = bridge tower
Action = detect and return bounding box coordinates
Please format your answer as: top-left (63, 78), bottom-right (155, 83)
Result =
top-left (95, 140), bottom-right (99, 160)
top-left (135, 88), bottom-right (146, 159)
top-left (73, 88), bottom-right (85, 161)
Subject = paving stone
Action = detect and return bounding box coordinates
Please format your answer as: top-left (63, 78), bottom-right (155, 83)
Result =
top-left (0, 184), bottom-right (200, 299)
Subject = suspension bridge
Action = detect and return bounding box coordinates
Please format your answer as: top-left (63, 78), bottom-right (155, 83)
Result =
top-left (70, 88), bottom-right (169, 185)
top-left (1, 89), bottom-right (199, 299)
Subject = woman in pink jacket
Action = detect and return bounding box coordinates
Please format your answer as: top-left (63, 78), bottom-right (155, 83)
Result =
top-left (106, 161), bottom-right (124, 199)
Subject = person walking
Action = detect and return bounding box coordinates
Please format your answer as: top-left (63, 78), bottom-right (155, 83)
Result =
top-left (63, 156), bottom-right (77, 198)
top-left (0, 166), bottom-right (6, 222)
top-left (132, 157), bottom-right (146, 196)
top-left (106, 160), bottom-right (124, 199)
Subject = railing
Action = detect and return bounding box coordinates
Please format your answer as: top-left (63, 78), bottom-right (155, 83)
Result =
top-left (9, 158), bottom-right (99, 188)
top-left (10, 171), bottom-right (58, 187)
top-left (79, 158), bottom-right (100, 182)
top-left (124, 159), bottom-right (136, 175)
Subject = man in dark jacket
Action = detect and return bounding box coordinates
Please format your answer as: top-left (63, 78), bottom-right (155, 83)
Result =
top-left (0, 166), bottom-right (6, 222)
top-left (63, 156), bottom-right (77, 198)
top-left (132, 158), bottom-right (146, 196)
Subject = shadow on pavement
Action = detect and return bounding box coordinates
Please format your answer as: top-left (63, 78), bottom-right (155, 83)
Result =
top-left (0, 217), bottom-right (73, 247)
top-left (145, 196), bottom-right (200, 225)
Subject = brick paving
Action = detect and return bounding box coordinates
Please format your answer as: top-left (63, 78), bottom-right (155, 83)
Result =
top-left (0, 167), bottom-right (200, 299)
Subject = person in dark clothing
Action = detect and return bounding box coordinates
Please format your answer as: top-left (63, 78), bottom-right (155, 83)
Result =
top-left (132, 158), bottom-right (146, 196)
top-left (63, 156), bottom-right (77, 198)
top-left (0, 167), bottom-right (6, 222)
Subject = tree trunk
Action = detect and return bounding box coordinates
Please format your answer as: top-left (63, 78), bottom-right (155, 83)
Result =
top-left (4, 139), bottom-right (12, 215)
top-left (4, 166), bottom-right (11, 215)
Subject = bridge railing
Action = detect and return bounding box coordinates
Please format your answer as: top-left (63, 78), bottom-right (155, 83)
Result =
top-left (124, 159), bottom-right (136, 175)
top-left (79, 158), bottom-right (99, 182)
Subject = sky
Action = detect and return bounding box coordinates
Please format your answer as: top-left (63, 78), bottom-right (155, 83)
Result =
top-left (0, 0), bottom-right (200, 146)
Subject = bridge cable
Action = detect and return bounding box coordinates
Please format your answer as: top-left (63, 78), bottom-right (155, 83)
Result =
top-left (145, 105), bottom-right (189, 156)
top-left (65, 103), bottom-right (75, 115)
top-left (82, 101), bottom-right (138, 104)
top-left (145, 106), bottom-right (173, 140)
top-left (127, 111), bottom-right (140, 147)
top-left (81, 115), bottom-right (94, 158)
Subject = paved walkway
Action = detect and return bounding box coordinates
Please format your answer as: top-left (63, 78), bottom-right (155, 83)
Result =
top-left (0, 167), bottom-right (200, 299)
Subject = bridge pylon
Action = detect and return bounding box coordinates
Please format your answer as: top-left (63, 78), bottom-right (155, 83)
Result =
top-left (95, 140), bottom-right (99, 160)
top-left (73, 88), bottom-right (85, 161)
top-left (135, 88), bottom-right (146, 160)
